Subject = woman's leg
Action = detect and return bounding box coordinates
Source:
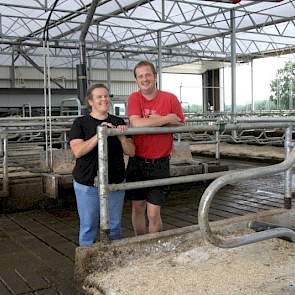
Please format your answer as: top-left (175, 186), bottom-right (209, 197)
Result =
top-left (74, 181), bottom-right (100, 246)
top-left (108, 189), bottom-right (125, 240)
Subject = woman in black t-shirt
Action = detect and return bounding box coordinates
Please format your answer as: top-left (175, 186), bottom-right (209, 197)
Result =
top-left (69, 84), bottom-right (135, 246)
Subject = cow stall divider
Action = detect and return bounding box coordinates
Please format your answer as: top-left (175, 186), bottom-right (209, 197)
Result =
top-left (96, 123), bottom-right (295, 246)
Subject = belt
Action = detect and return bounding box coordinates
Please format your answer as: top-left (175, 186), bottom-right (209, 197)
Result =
top-left (135, 156), bottom-right (169, 164)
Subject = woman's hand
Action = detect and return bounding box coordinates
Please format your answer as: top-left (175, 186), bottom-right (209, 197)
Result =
top-left (116, 125), bottom-right (135, 157)
top-left (101, 123), bottom-right (127, 133)
top-left (117, 125), bottom-right (128, 141)
top-left (101, 122), bottom-right (115, 128)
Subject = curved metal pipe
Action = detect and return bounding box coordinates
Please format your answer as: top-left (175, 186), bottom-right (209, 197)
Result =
top-left (79, 0), bottom-right (101, 63)
top-left (198, 143), bottom-right (295, 248)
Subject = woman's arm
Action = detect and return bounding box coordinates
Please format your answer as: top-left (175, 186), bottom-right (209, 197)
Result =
top-left (116, 125), bottom-right (135, 157)
top-left (70, 135), bottom-right (97, 159)
top-left (118, 135), bottom-right (135, 157)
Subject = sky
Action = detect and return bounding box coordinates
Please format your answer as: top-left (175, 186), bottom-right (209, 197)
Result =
top-left (162, 54), bottom-right (294, 108)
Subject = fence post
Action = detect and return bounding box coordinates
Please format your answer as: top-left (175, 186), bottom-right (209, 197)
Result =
top-left (97, 126), bottom-right (110, 242)
top-left (284, 126), bottom-right (292, 209)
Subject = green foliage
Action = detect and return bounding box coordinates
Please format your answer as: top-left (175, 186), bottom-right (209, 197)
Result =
top-left (182, 104), bottom-right (203, 113)
top-left (269, 61), bottom-right (295, 110)
top-left (224, 100), bottom-right (277, 112)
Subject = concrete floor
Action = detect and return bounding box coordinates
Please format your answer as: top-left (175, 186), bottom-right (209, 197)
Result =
top-left (0, 156), bottom-right (290, 294)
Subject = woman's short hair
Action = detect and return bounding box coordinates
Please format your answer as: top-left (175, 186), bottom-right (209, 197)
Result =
top-left (85, 83), bottom-right (109, 109)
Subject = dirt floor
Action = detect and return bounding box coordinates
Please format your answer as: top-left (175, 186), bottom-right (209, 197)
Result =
top-left (84, 232), bottom-right (295, 295)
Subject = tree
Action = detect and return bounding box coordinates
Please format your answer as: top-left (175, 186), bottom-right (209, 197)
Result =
top-left (270, 61), bottom-right (295, 110)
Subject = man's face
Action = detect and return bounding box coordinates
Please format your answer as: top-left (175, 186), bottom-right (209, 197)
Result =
top-left (135, 65), bottom-right (157, 95)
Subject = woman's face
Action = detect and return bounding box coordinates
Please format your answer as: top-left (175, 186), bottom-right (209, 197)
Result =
top-left (88, 87), bottom-right (110, 114)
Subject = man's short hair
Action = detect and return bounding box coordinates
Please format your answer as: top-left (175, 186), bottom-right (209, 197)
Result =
top-left (133, 60), bottom-right (157, 78)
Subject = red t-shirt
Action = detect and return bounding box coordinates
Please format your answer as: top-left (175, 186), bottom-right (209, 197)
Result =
top-left (128, 90), bottom-right (184, 159)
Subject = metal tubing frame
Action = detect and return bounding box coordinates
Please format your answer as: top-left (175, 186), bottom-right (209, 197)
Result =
top-left (157, 30), bottom-right (162, 90)
top-left (59, 97), bottom-right (82, 116)
top-left (109, 170), bottom-right (232, 193)
top-left (97, 126), bottom-right (110, 241)
top-left (79, 0), bottom-right (101, 65)
top-left (230, 9), bottom-right (236, 115)
top-left (215, 129), bottom-right (220, 160)
top-left (3, 136), bottom-right (8, 195)
top-left (198, 130), bottom-right (295, 249)
top-left (47, 40), bottom-right (53, 171)
top-left (106, 122), bottom-right (295, 136)
top-left (43, 40), bottom-right (49, 169)
top-left (97, 122), bottom-right (295, 243)
top-left (284, 126), bottom-right (292, 209)
top-left (0, 134), bottom-right (9, 197)
top-left (250, 59), bottom-right (254, 112)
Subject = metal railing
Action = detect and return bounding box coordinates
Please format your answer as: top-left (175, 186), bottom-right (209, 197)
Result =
top-left (96, 122), bottom-right (295, 242)
top-left (0, 133), bottom-right (9, 197)
top-left (183, 117), bottom-right (295, 146)
top-left (197, 126), bottom-right (295, 248)
top-left (0, 125), bottom-right (71, 196)
top-left (60, 98), bottom-right (82, 116)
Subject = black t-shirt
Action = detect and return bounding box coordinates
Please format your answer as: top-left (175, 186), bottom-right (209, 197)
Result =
top-left (69, 113), bottom-right (126, 186)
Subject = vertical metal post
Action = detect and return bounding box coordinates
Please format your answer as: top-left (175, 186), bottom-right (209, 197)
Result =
top-left (43, 40), bottom-right (49, 169)
top-left (230, 9), bottom-right (236, 114)
top-left (107, 48), bottom-right (111, 91)
top-left (63, 131), bottom-right (68, 150)
top-left (106, 49), bottom-right (112, 114)
top-left (230, 9), bottom-right (237, 139)
top-left (47, 41), bottom-right (53, 171)
top-left (284, 126), bottom-right (292, 209)
top-left (157, 31), bottom-right (162, 90)
top-left (97, 126), bottom-right (110, 242)
top-left (289, 62), bottom-right (293, 110)
top-left (10, 47), bottom-right (15, 88)
top-left (71, 55), bottom-right (74, 88)
top-left (215, 130), bottom-right (220, 160)
top-left (222, 67), bottom-right (225, 112)
top-left (3, 135), bottom-right (8, 194)
top-left (0, 14), bottom-right (2, 36)
top-left (179, 83), bottom-right (182, 103)
top-left (88, 56), bottom-right (92, 86)
top-left (28, 103), bottom-right (32, 117)
top-left (0, 138), bottom-right (2, 157)
top-left (277, 78), bottom-right (280, 110)
top-left (251, 59), bottom-right (254, 112)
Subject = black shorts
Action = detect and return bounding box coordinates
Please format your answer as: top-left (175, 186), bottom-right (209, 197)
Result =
top-left (125, 156), bottom-right (170, 206)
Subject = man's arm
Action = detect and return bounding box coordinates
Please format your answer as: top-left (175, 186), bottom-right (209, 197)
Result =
top-left (129, 113), bottom-right (181, 128)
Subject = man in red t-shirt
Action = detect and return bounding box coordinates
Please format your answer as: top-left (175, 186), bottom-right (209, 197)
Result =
top-left (126, 60), bottom-right (185, 235)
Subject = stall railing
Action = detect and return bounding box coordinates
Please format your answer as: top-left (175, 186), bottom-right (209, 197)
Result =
top-left (197, 126), bottom-right (295, 248)
top-left (0, 132), bottom-right (9, 197)
top-left (96, 122), bottom-right (295, 242)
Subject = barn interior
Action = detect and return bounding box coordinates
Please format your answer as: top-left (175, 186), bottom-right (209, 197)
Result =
top-left (0, 1), bottom-right (295, 294)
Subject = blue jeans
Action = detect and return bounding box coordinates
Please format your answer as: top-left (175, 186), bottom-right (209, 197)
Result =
top-left (74, 181), bottom-right (125, 246)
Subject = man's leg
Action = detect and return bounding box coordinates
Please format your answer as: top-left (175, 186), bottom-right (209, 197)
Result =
top-left (147, 202), bottom-right (162, 233)
top-left (132, 200), bottom-right (147, 235)
top-left (74, 181), bottom-right (99, 246)
top-left (108, 190), bottom-right (125, 240)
